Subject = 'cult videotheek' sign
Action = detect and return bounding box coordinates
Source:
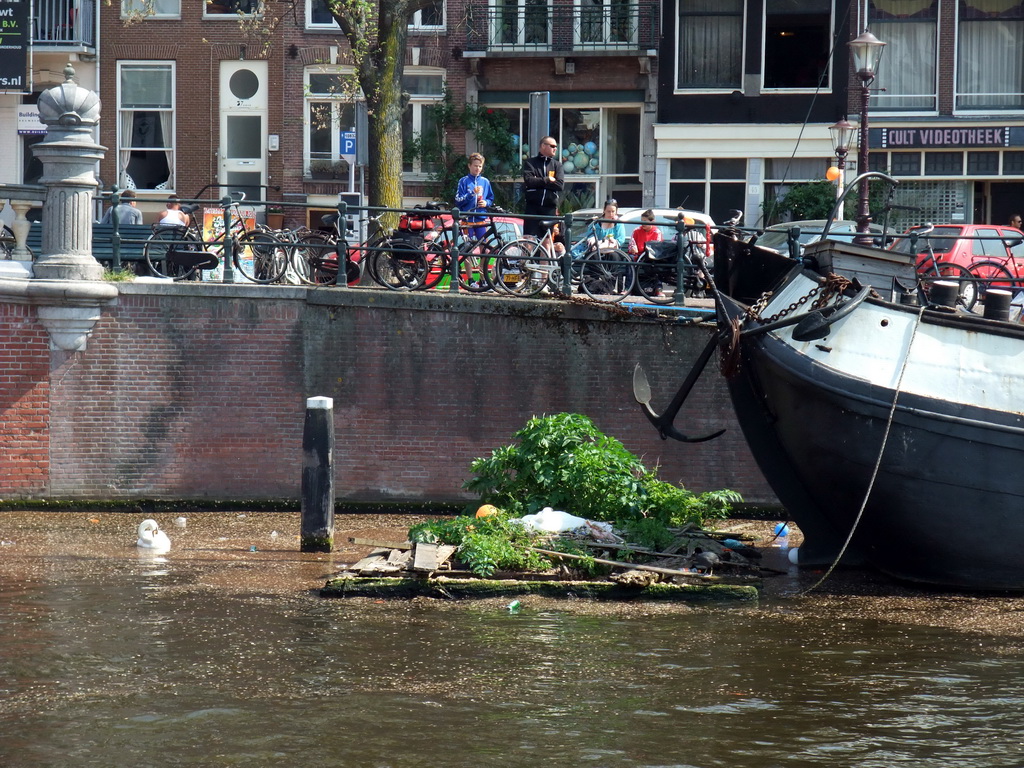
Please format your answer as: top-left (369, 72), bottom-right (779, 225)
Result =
top-left (0, 0), bottom-right (29, 92)
top-left (871, 126), bottom-right (1021, 149)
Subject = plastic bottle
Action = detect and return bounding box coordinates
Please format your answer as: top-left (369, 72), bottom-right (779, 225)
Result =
top-left (773, 522), bottom-right (790, 552)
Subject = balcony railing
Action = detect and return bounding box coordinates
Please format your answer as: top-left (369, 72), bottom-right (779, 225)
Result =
top-left (465, 0), bottom-right (658, 55)
top-left (33, 0), bottom-right (96, 48)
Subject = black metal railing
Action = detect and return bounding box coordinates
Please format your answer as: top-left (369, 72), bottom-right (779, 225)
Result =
top-left (33, 0), bottom-right (96, 48)
top-left (465, 0), bottom-right (658, 55)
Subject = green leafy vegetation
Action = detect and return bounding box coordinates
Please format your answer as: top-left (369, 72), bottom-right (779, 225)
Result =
top-left (463, 413), bottom-right (740, 529)
top-left (103, 267), bottom-right (136, 282)
top-left (416, 413), bottom-right (743, 577)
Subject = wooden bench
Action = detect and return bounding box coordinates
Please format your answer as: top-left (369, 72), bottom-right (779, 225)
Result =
top-left (25, 222), bottom-right (153, 269)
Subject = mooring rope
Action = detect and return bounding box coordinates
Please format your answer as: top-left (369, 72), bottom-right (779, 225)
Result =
top-left (799, 303), bottom-right (926, 595)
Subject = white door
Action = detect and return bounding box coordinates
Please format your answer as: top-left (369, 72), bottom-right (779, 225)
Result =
top-left (219, 61), bottom-right (268, 204)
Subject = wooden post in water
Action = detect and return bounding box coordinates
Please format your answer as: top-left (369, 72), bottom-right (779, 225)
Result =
top-left (301, 396), bottom-right (335, 552)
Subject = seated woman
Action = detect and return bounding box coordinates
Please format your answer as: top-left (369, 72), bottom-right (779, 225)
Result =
top-left (570, 199), bottom-right (626, 259)
top-left (627, 209), bottom-right (663, 256)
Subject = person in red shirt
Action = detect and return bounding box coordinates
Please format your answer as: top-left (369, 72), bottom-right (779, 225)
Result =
top-left (627, 209), bottom-right (663, 257)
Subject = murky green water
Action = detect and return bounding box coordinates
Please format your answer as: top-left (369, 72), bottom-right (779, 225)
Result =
top-left (3, 513), bottom-right (1024, 767)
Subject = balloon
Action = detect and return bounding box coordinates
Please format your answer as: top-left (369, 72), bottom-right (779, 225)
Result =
top-left (511, 134), bottom-right (520, 147)
top-left (826, 166), bottom-right (841, 181)
top-left (568, 143), bottom-right (578, 154)
top-left (589, 158), bottom-right (599, 169)
top-left (563, 161), bottom-right (576, 174)
top-left (561, 149), bottom-right (570, 160)
top-left (584, 141), bottom-right (597, 155)
top-left (574, 152), bottom-right (588, 169)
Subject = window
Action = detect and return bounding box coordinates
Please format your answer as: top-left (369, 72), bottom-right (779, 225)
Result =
top-left (411, 0), bottom-right (445, 28)
top-left (117, 62), bottom-right (174, 191)
top-left (957, 0), bottom-right (1024, 110)
top-left (576, 0), bottom-right (636, 48)
top-left (205, 0), bottom-right (261, 16)
top-left (669, 158), bottom-right (746, 221)
top-left (122, 0), bottom-right (180, 18)
top-left (925, 152), bottom-right (964, 176)
top-left (763, 0), bottom-right (831, 90)
top-left (481, 104), bottom-right (642, 206)
top-left (869, 0), bottom-right (937, 110)
top-left (490, 0), bottom-right (551, 47)
top-left (308, 0), bottom-right (335, 26)
top-left (402, 69), bottom-right (445, 175)
top-left (676, 0), bottom-right (743, 90)
top-left (761, 157), bottom-right (830, 224)
top-left (305, 68), bottom-right (359, 177)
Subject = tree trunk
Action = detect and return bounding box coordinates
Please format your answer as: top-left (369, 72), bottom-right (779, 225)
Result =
top-left (331, 0), bottom-right (428, 227)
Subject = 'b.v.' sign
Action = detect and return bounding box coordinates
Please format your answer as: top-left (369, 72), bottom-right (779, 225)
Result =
top-left (0, 0), bottom-right (29, 92)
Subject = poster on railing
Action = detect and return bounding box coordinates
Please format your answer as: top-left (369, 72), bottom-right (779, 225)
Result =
top-left (202, 205), bottom-right (256, 282)
top-left (0, 0), bottom-right (30, 93)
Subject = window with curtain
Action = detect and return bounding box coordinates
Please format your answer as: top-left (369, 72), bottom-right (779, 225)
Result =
top-left (411, 0), bottom-right (445, 28)
top-left (676, 0), bottom-right (743, 90)
top-left (308, 0), bottom-right (335, 26)
top-left (957, 0), bottom-right (1024, 110)
top-left (869, 0), bottom-right (937, 110)
top-left (117, 62), bottom-right (174, 191)
top-left (122, 0), bottom-right (180, 17)
top-left (491, 0), bottom-right (551, 46)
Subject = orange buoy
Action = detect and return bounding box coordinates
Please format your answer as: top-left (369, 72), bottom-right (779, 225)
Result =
top-left (476, 504), bottom-right (499, 518)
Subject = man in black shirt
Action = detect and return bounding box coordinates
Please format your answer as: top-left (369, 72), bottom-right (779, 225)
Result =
top-left (522, 136), bottom-right (564, 238)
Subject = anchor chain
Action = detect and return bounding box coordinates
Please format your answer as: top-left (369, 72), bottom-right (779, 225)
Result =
top-left (722, 273), bottom-right (854, 378)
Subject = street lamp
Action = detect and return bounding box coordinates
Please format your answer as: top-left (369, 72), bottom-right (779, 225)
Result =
top-left (849, 30), bottom-right (886, 239)
top-left (828, 117), bottom-right (857, 201)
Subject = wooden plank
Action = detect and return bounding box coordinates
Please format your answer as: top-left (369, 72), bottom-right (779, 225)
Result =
top-left (530, 547), bottom-right (719, 581)
top-left (412, 542), bottom-right (440, 572)
top-left (412, 542), bottom-right (458, 572)
top-left (349, 537), bottom-right (412, 550)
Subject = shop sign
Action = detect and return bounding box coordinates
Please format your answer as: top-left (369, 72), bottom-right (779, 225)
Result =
top-left (18, 106), bottom-right (46, 134)
top-left (872, 126), bottom-right (1024, 149)
top-left (0, 0), bottom-right (29, 93)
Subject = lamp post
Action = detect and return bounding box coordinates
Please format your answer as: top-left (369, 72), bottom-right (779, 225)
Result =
top-left (828, 117), bottom-right (856, 201)
top-left (849, 30), bottom-right (886, 239)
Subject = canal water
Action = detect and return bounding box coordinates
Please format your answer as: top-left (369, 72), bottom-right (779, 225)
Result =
top-left (2, 511), bottom-right (1024, 768)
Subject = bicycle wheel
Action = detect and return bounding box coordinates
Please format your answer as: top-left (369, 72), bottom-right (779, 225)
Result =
top-left (634, 259), bottom-right (676, 305)
top-left (969, 260), bottom-right (1014, 305)
top-left (235, 230), bottom-right (289, 284)
top-left (579, 249), bottom-right (635, 303)
top-left (372, 241), bottom-right (427, 291)
top-left (144, 226), bottom-right (199, 281)
top-left (490, 239), bottom-right (550, 297)
top-left (292, 233), bottom-right (338, 286)
top-left (417, 242), bottom-right (449, 291)
top-left (931, 262), bottom-right (978, 310)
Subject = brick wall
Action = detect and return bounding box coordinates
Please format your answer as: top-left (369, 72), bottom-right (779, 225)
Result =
top-left (5, 285), bottom-right (775, 506)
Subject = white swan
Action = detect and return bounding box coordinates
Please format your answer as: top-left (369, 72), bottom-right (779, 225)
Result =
top-left (136, 519), bottom-right (171, 553)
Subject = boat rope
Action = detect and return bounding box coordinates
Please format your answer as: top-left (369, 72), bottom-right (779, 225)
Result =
top-left (799, 304), bottom-right (926, 595)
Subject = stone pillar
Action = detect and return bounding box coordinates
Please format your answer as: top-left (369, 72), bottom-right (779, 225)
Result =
top-left (31, 63), bottom-right (107, 282)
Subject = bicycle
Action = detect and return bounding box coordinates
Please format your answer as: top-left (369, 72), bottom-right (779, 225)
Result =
top-left (966, 233), bottom-right (1024, 306)
top-left (490, 222), bottom-right (636, 303)
top-left (633, 231), bottom-right (711, 305)
top-left (908, 224), bottom-right (978, 310)
top-left (144, 194), bottom-right (288, 283)
top-left (429, 206), bottom-right (518, 292)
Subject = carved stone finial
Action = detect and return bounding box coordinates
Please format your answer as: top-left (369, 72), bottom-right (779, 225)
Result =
top-left (64, 62), bottom-right (77, 82)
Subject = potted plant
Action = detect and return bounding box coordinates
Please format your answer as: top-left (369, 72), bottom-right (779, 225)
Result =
top-left (309, 160), bottom-right (334, 180)
top-left (267, 205), bottom-right (285, 229)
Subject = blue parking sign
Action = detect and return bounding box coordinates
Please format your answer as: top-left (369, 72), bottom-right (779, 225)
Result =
top-left (341, 131), bottom-right (356, 163)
